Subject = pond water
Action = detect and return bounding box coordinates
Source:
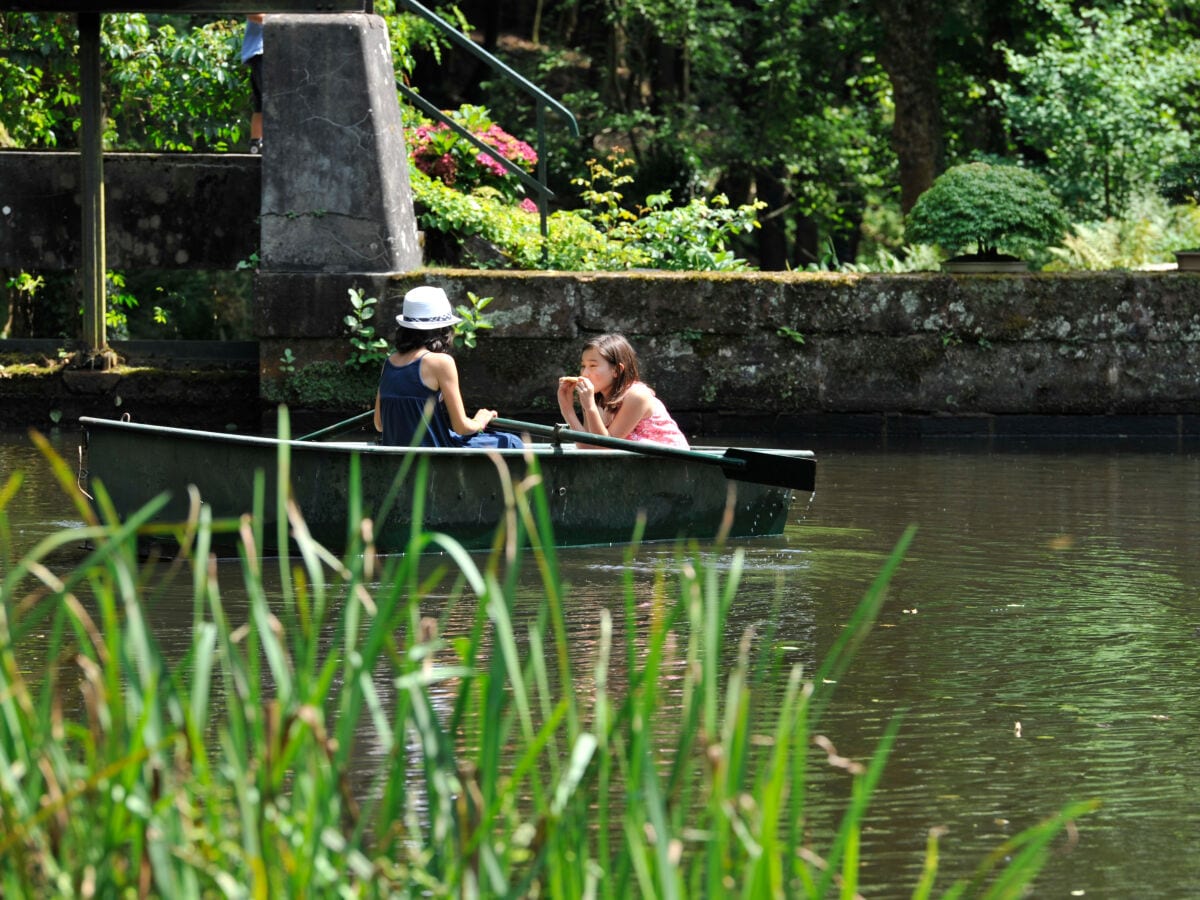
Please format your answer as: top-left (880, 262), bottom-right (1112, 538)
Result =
top-left (3, 425), bottom-right (1199, 896)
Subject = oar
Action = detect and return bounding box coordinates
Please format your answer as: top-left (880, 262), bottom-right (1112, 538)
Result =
top-left (298, 409), bottom-right (374, 441)
top-left (490, 417), bottom-right (816, 492)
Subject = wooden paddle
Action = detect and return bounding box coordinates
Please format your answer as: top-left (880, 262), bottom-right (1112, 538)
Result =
top-left (490, 417), bottom-right (816, 492)
top-left (298, 409), bottom-right (374, 441)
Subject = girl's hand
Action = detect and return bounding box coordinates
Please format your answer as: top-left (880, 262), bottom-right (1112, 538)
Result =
top-left (575, 376), bottom-right (597, 409)
top-left (557, 376), bottom-right (579, 404)
top-left (467, 408), bottom-right (498, 434)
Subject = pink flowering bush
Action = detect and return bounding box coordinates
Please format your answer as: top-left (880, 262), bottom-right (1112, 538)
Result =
top-left (408, 105), bottom-right (537, 205)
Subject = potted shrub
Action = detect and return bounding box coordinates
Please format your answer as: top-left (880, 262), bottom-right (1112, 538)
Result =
top-left (905, 162), bottom-right (1069, 272)
top-left (1156, 151), bottom-right (1200, 270)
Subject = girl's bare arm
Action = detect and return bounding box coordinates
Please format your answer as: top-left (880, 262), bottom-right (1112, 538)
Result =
top-left (597, 382), bottom-right (653, 439)
top-left (425, 353), bottom-right (496, 434)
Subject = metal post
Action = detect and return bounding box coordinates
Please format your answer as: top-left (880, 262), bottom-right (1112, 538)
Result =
top-left (78, 11), bottom-right (108, 361)
top-left (537, 103), bottom-right (548, 264)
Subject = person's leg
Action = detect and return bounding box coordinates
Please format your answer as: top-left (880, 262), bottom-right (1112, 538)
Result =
top-left (248, 55), bottom-right (263, 152)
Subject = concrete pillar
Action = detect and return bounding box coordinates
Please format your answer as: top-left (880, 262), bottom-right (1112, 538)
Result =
top-left (259, 13), bottom-right (422, 273)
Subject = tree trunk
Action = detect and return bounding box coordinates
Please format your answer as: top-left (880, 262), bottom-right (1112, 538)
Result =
top-left (650, 37), bottom-right (679, 109)
top-left (793, 215), bottom-right (820, 267)
top-left (754, 166), bottom-right (790, 271)
top-left (873, 0), bottom-right (943, 213)
top-left (1, 274), bottom-right (13, 339)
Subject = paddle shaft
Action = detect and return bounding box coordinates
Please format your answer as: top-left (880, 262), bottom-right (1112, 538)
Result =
top-left (490, 417), bottom-right (815, 491)
top-left (494, 417), bottom-right (726, 462)
top-left (298, 409), bottom-right (374, 441)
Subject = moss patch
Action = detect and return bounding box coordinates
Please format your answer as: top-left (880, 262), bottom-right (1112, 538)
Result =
top-left (262, 360), bottom-right (378, 410)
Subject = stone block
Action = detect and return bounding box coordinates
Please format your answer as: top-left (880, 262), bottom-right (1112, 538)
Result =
top-left (259, 14), bottom-right (421, 273)
top-left (0, 153), bottom-right (259, 269)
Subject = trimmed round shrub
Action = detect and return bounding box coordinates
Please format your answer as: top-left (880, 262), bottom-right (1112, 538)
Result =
top-left (906, 162), bottom-right (1068, 259)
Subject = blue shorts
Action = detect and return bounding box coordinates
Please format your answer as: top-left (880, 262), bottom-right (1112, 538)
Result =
top-left (456, 431), bottom-right (524, 449)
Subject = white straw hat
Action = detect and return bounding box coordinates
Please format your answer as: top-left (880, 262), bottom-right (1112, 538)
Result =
top-left (396, 285), bottom-right (461, 330)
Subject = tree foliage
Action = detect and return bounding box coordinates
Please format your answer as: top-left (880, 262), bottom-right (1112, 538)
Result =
top-left (0, 13), bottom-right (247, 150)
top-left (1158, 150), bottom-right (1200, 206)
top-left (993, 0), bottom-right (1200, 218)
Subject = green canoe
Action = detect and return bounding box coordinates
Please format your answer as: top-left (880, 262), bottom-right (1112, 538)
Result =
top-left (80, 416), bottom-right (815, 554)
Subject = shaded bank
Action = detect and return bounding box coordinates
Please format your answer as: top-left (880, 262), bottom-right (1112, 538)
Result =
top-left (0, 340), bottom-right (260, 431)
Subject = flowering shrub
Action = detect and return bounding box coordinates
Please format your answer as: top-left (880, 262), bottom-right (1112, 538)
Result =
top-left (571, 151), bottom-right (763, 270)
top-left (408, 105), bottom-right (537, 204)
top-left (410, 159), bottom-right (763, 272)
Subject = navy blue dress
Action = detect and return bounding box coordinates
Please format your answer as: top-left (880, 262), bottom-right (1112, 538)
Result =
top-left (377, 354), bottom-right (523, 449)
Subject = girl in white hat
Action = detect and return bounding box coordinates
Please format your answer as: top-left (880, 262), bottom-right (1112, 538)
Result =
top-left (373, 286), bottom-right (523, 448)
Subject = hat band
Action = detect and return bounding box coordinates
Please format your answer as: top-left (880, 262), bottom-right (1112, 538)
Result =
top-left (403, 314), bottom-right (456, 323)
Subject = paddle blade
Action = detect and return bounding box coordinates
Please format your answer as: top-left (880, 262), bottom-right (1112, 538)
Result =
top-left (722, 448), bottom-right (816, 492)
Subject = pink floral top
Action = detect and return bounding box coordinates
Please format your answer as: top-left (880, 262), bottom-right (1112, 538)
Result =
top-left (623, 386), bottom-right (689, 448)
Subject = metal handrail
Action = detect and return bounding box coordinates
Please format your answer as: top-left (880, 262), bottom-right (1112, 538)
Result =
top-left (395, 0), bottom-right (579, 251)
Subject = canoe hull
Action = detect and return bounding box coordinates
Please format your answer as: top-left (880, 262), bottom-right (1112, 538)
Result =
top-left (80, 418), bottom-right (811, 553)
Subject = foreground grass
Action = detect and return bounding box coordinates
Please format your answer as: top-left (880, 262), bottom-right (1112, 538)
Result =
top-left (0, 417), bottom-right (1096, 897)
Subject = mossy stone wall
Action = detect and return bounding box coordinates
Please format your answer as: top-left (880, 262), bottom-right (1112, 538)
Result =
top-left (257, 269), bottom-right (1200, 437)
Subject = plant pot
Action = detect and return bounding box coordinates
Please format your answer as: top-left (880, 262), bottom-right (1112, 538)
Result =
top-left (1174, 250), bottom-right (1200, 271)
top-left (941, 253), bottom-right (1028, 274)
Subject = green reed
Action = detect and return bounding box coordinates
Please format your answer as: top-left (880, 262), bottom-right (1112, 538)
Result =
top-left (0, 414), bottom-right (1097, 897)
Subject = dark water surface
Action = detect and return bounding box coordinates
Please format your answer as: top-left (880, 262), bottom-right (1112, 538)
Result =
top-left (3, 426), bottom-right (1199, 896)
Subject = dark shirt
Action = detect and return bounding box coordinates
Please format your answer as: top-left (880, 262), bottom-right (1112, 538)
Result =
top-left (377, 354), bottom-right (522, 449)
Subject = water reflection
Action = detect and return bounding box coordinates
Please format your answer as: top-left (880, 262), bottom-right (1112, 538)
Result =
top-left (4, 428), bottom-right (1200, 893)
top-left (794, 440), bottom-right (1200, 894)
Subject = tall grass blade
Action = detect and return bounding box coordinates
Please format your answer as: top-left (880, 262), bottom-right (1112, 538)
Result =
top-left (942, 799), bottom-right (1101, 900)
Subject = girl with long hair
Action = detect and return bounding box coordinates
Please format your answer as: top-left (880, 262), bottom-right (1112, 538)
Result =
top-left (557, 333), bottom-right (688, 449)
